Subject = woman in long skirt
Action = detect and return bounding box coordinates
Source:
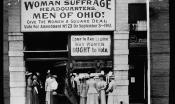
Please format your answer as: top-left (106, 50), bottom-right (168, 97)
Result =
top-left (26, 73), bottom-right (33, 104)
top-left (106, 76), bottom-right (115, 104)
top-left (97, 75), bottom-right (107, 104)
top-left (32, 75), bottom-right (39, 104)
top-left (80, 77), bottom-right (88, 104)
top-left (86, 76), bottom-right (99, 104)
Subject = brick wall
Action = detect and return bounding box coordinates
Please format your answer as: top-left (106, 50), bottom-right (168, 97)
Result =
top-left (150, 0), bottom-right (170, 104)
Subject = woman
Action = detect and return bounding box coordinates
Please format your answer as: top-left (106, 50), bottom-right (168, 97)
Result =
top-left (26, 72), bottom-right (33, 104)
top-left (97, 75), bottom-right (107, 104)
top-left (51, 75), bottom-right (58, 104)
top-left (32, 75), bottom-right (40, 104)
top-left (80, 77), bottom-right (88, 104)
top-left (106, 76), bottom-right (116, 104)
top-left (86, 75), bottom-right (98, 104)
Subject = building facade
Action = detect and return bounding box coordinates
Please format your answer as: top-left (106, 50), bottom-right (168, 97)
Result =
top-left (3, 0), bottom-right (170, 104)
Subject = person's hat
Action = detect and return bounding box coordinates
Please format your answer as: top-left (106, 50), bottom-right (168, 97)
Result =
top-left (94, 76), bottom-right (99, 79)
top-left (47, 70), bottom-right (51, 74)
top-left (89, 73), bottom-right (94, 78)
top-left (25, 71), bottom-right (32, 76)
top-left (33, 75), bottom-right (37, 79)
top-left (52, 75), bottom-right (57, 78)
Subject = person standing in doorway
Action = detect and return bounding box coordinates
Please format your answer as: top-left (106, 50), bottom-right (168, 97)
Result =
top-left (80, 76), bottom-right (88, 104)
top-left (32, 75), bottom-right (40, 104)
top-left (50, 75), bottom-right (58, 104)
top-left (97, 75), bottom-right (107, 104)
top-left (45, 71), bottom-right (53, 104)
top-left (74, 74), bottom-right (81, 103)
top-left (71, 74), bottom-right (78, 101)
top-left (36, 72), bottom-right (43, 104)
top-left (106, 75), bottom-right (115, 104)
top-left (25, 72), bottom-right (33, 104)
top-left (86, 75), bottom-right (99, 104)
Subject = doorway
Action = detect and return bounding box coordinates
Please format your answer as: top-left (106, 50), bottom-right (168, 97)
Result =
top-left (24, 32), bottom-right (75, 104)
top-left (129, 47), bottom-right (148, 104)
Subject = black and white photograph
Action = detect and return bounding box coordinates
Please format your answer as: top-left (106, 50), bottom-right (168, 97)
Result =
top-left (2, 0), bottom-right (174, 104)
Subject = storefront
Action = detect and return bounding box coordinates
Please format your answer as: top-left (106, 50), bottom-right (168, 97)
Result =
top-left (3, 0), bottom-right (154, 104)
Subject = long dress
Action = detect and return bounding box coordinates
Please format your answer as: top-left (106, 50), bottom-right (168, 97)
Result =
top-left (106, 80), bottom-right (117, 104)
top-left (45, 77), bottom-right (54, 104)
top-left (80, 82), bottom-right (88, 104)
top-left (50, 78), bottom-right (58, 104)
top-left (97, 80), bottom-right (107, 104)
top-left (32, 79), bottom-right (39, 104)
top-left (86, 79), bottom-right (99, 104)
top-left (26, 76), bottom-right (32, 104)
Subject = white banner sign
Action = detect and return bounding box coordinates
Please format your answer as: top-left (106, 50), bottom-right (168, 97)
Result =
top-left (71, 35), bottom-right (111, 56)
top-left (21, 0), bottom-right (115, 32)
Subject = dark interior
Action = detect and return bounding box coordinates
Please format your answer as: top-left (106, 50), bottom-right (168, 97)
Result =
top-left (24, 32), bottom-right (68, 51)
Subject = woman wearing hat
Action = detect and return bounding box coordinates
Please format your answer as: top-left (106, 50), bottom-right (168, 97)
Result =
top-left (32, 75), bottom-right (40, 104)
top-left (26, 72), bottom-right (33, 104)
top-left (51, 75), bottom-right (58, 104)
top-left (97, 75), bottom-right (107, 104)
top-left (80, 76), bottom-right (88, 104)
top-left (106, 75), bottom-right (115, 104)
top-left (86, 75), bottom-right (99, 104)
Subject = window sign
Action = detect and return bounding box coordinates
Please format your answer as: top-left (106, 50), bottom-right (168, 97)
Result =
top-left (21, 0), bottom-right (115, 32)
top-left (71, 35), bottom-right (111, 56)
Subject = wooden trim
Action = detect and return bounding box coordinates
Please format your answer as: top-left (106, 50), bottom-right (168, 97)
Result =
top-left (25, 58), bottom-right (68, 61)
top-left (23, 50), bottom-right (68, 53)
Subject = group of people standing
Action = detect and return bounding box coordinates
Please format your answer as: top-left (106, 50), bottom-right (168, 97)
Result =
top-left (25, 71), bottom-right (43, 104)
top-left (25, 70), bottom-right (58, 104)
top-left (25, 70), bottom-right (118, 104)
top-left (71, 72), bottom-right (118, 104)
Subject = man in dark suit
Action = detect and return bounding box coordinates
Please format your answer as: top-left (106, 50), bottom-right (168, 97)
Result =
top-left (71, 74), bottom-right (77, 93)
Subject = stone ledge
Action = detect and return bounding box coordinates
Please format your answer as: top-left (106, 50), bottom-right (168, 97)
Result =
top-left (113, 64), bottom-right (129, 70)
top-left (9, 67), bottom-right (25, 72)
top-left (128, 0), bottom-right (146, 3)
top-left (8, 35), bottom-right (23, 41)
top-left (113, 31), bottom-right (129, 35)
top-left (114, 75), bottom-right (128, 80)
top-left (114, 34), bottom-right (129, 40)
top-left (113, 49), bottom-right (129, 55)
top-left (114, 71), bottom-right (128, 77)
top-left (8, 33), bottom-right (23, 36)
top-left (8, 51), bottom-right (24, 56)
top-left (114, 31), bottom-right (129, 40)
